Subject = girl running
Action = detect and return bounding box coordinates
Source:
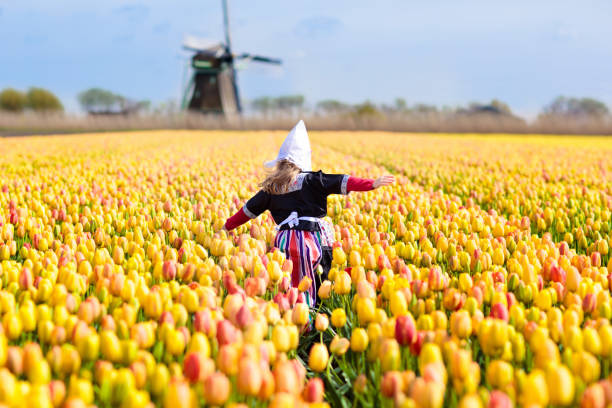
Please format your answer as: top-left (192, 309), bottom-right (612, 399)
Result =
top-left (224, 120), bottom-right (394, 307)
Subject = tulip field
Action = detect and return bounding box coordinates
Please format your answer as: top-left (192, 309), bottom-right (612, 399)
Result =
top-left (1, 130), bottom-right (612, 408)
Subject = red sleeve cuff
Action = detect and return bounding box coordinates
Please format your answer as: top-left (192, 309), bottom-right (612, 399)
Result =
top-left (225, 207), bottom-right (251, 230)
top-left (346, 176), bottom-right (374, 192)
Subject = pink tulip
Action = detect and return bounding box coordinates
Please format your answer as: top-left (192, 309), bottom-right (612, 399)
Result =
top-left (162, 260), bottom-right (177, 280)
top-left (236, 305), bottom-right (253, 329)
top-left (488, 391), bottom-right (512, 408)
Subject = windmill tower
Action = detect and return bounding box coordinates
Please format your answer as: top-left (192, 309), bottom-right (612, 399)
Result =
top-left (181, 0), bottom-right (281, 115)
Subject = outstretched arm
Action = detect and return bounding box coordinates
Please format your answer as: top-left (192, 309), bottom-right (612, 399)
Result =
top-left (224, 207), bottom-right (251, 231)
top-left (373, 175), bottom-right (395, 188)
top-left (347, 175), bottom-right (395, 192)
top-left (223, 190), bottom-right (271, 231)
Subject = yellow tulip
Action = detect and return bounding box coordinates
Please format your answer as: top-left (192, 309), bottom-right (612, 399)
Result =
top-left (309, 343), bottom-right (329, 372)
top-left (350, 328), bottom-right (369, 352)
top-left (331, 308), bottom-right (347, 328)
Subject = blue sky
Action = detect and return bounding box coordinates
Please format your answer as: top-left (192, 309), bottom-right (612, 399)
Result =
top-left (1, 0), bottom-right (611, 117)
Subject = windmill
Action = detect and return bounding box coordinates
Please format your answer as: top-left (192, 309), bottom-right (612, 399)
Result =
top-left (181, 0), bottom-right (281, 115)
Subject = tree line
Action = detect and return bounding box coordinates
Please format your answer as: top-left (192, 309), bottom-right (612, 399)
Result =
top-left (250, 95), bottom-right (610, 120)
top-left (76, 88), bottom-right (151, 115)
top-left (0, 87), bottom-right (151, 115)
top-left (2, 86), bottom-right (610, 121)
top-left (0, 88), bottom-right (63, 113)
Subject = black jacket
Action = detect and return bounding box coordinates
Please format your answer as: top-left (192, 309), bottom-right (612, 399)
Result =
top-left (243, 171), bottom-right (349, 225)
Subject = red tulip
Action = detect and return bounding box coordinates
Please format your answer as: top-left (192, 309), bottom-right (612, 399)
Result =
top-left (493, 271), bottom-right (505, 284)
top-left (216, 320), bottom-right (238, 346)
top-left (273, 293), bottom-right (290, 313)
top-left (381, 371), bottom-right (403, 398)
top-left (179, 263), bottom-right (195, 282)
top-left (410, 331), bottom-right (426, 355)
top-left (279, 276), bottom-right (291, 292)
top-left (303, 378), bottom-right (324, 402)
top-left (583, 293), bottom-right (596, 314)
top-left (287, 288), bottom-right (299, 307)
top-left (162, 261), bottom-right (177, 280)
top-left (194, 309), bottom-right (213, 335)
top-left (377, 254), bottom-right (391, 270)
top-left (490, 303), bottom-right (509, 322)
top-left (236, 305), bottom-right (253, 329)
top-left (505, 293), bottom-right (516, 309)
top-left (183, 351), bottom-right (211, 383)
top-left (559, 241), bottom-right (570, 255)
top-left (395, 315), bottom-right (416, 347)
top-left (159, 311), bottom-right (174, 326)
top-left (591, 252), bottom-right (601, 268)
top-left (18, 268), bottom-right (33, 290)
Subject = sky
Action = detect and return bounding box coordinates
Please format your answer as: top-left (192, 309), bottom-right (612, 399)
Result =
top-left (1, 0), bottom-right (611, 117)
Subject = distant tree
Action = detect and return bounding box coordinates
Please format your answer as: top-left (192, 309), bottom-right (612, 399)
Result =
top-left (251, 97), bottom-right (273, 116)
top-left (394, 98), bottom-right (407, 111)
top-left (78, 88), bottom-right (123, 113)
top-left (380, 98), bottom-right (408, 114)
top-left (578, 98), bottom-right (609, 116)
top-left (543, 96), bottom-right (609, 117)
top-left (316, 99), bottom-right (351, 115)
top-left (276, 95), bottom-right (304, 110)
top-left (543, 96), bottom-right (566, 116)
top-left (463, 100), bottom-right (513, 115)
top-left (353, 100), bottom-right (380, 117)
top-left (138, 100), bottom-right (152, 112)
top-left (250, 95), bottom-right (304, 116)
top-left (413, 103), bottom-right (438, 114)
top-left (275, 95), bottom-right (305, 115)
top-left (490, 99), bottom-right (512, 115)
top-left (26, 87), bottom-right (63, 112)
top-left (0, 88), bottom-right (27, 112)
top-left (154, 99), bottom-right (179, 115)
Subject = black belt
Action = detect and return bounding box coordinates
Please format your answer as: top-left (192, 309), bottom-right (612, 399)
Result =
top-left (277, 220), bottom-right (320, 232)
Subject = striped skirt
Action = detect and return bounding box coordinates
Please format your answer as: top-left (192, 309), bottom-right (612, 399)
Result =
top-left (274, 229), bottom-right (323, 307)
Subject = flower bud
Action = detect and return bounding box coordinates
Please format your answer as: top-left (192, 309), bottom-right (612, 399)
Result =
top-left (309, 343), bottom-right (329, 372)
top-left (237, 358), bottom-right (262, 396)
top-left (331, 308), bottom-right (347, 328)
top-left (381, 371), bottom-right (403, 398)
top-left (395, 314), bottom-right (416, 346)
top-left (292, 303), bottom-right (309, 326)
top-left (315, 313), bottom-right (329, 332)
top-left (350, 328), bottom-right (369, 352)
top-left (329, 336), bottom-right (350, 356)
top-left (164, 379), bottom-right (193, 408)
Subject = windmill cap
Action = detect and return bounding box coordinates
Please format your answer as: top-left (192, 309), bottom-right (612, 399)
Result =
top-left (264, 120), bottom-right (312, 171)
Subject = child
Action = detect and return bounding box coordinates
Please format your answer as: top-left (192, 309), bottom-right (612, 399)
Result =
top-left (224, 120), bottom-right (394, 307)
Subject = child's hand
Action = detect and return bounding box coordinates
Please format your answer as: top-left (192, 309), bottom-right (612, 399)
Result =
top-left (373, 175), bottom-right (395, 188)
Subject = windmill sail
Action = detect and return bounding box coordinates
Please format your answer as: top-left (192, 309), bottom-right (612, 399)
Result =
top-left (181, 0), bottom-right (281, 115)
top-left (222, 0), bottom-right (233, 54)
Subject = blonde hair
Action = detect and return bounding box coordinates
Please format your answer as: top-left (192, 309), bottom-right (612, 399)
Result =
top-left (260, 159), bottom-right (301, 194)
